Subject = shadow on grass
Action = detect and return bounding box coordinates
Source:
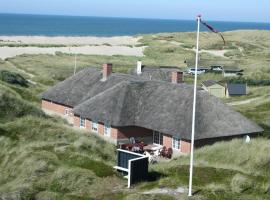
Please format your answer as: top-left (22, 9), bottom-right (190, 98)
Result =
top-left (147, 171), bottom-right (166, 182)
top-left (259, 123), bottom-right (270, 138)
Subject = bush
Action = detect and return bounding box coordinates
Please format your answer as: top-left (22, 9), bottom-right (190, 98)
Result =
top-left (0, 89), bottom-right (44, 123)
top-left (0, 70), bottom-right (28, 87)
top-left (223, 77), bottom-right (270, 86)
top-left (231, 174), bottom-right (253, 193)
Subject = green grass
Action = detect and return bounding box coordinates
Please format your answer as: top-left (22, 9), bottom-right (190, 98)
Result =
top-left (0, 30), bottom-right (270, 199)
top-left (143, 138), bottom-right (270, 199)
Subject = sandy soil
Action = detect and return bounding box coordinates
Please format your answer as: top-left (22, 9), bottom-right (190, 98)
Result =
top-left (0, 36), bottom-right (145, 59)
top-left (0, 36), bottom-right (141, 45)
top-left (191, 48), bottom-right (229, 57)
top-left (0, 45), bottom-right (145, 59)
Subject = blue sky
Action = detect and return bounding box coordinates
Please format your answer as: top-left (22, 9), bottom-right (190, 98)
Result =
top-left (0, 0), bottom-right (269, 22)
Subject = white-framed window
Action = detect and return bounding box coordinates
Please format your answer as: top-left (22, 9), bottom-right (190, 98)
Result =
top-left (64, 108), bottom-right (69, 116)
top-left (153, 131), bottom-right (163, 145)
top-left (104, 123), bottom-right (111, 137)
top-left (172, 137), bottom-right (181, 150)
top-left (80, 117), bottom-right (86, 128)
top-left (92, 120), bottom-right (98, 132)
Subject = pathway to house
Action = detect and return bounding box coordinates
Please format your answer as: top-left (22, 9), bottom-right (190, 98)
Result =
top-left (142, 187), bottom-right (187, 197)
top-left (227, 97), bottom-right (262, 106)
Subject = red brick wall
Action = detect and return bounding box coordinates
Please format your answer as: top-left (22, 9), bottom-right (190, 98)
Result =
top-left (64, 111), bottom-right (192, 153)
top-left (181, 140), bottom-right (191, 154)
top-left (98, 123), bottom-right (104, 136)
top-left (74, 115), bottom-right (80, 127)
top-left (42, 100), bottom-right (72, 115)
top-left (162, 134), bottom-right (191, 154)
top-left (163, 134), bottom-right (172, 148)
top-left (85, 119), bottom-right (92, 130)
top-left (111, 128), bottom-right (119, 139)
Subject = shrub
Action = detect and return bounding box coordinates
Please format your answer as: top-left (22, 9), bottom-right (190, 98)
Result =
top-left (0, 70), bottom-right (28, 87)
top-left (231, 174), bottom-right (253, 193)
top-left (0, 88), bottom-right (44, 123)
top-left (224, 77), bottom-right (270, 86)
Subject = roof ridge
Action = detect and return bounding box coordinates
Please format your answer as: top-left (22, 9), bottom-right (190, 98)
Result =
top-left (76, 80), bottom-right (130, 107)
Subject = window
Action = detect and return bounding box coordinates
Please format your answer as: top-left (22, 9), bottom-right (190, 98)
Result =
top-left (104, 123), bottom-right (111, 137)
top-left (172, 137), bottom-right (181, 150)
top-left (65, 108), bottom-right (69, 116)
top-left (92, 121), bottom-right (98, 132)
top-left (80, 117), bottom-right (85, 128)
top-left (153, 131), bottom-right (163, 145)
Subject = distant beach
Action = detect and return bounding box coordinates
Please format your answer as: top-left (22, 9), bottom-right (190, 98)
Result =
top-left (0, 36), bottom-right (145, 59)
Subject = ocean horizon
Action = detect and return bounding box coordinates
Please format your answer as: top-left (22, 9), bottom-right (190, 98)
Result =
top-left (0, 13), bottom-right (270, 36)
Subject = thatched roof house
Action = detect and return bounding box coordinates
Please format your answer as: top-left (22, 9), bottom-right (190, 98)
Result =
top-left (42, 64), bottom-right (263, 153)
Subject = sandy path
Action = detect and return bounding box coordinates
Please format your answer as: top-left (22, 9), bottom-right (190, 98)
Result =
top-left (0, 45), bottom-right (145, 59)
top-left (227, 97), bottom-right (262, 106)
top-left (189, 48), bottom-right (229, 57)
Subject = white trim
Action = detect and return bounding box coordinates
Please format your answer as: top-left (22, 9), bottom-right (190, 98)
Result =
top-left (79, 116), bottom-right (86, 128)
top-left (128, 160), bottom-right (131, 188)
top-left (117, 149), bottom-right (147, 158)
top-left (104, 123), bottom-right (111, 137)
top-left (128, 156), bottom-right (148, 188)
top-left (91, 121), bottom-right (98, 133)
top-left (153, 131), bottom-right (163, 145)
top-left (64, 108), bottom-right (69, 116)
top-left (113, 166), bottom-right (129, 172)
top-left (115, 149), bottom-right (147, 189)
top-left (172, 137), bottom-right (181, 150)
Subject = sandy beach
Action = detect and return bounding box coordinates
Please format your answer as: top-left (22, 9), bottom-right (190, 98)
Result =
top-left (0, 36), bottom-right (145, 59)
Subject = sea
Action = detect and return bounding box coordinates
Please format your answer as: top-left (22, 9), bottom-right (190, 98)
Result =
top-left (0, 13), bottom-right (270, 36)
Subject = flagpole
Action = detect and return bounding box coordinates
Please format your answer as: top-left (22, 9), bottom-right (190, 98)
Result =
top-left (188, 14), bottom-right (201, 197)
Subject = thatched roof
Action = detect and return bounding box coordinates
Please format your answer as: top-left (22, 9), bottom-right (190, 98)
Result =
top-left (73, 79), bottom-right (263, 140)
top-left (43, 67), bottom-right (263, 140)
top-left (42, 68), bottom-right (145, 107)
top-left (129, 66), bottom-right (183, 82)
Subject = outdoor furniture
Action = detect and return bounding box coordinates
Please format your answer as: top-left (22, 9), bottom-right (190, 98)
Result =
top-left (160, 146), bottom-right (167, 157)
top-left (143, 151), bottom-right (158, 164)
top-left (143, 144), bottom-right (163, 152)
top-left (129, 137), bottom-right (136, 144)
top-left (167, 148), bottom-right (173, 159)
top-left (120, 140), bottom-right (146, 153)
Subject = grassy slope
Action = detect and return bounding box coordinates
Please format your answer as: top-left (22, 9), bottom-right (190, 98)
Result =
top-left (0, 30), bottom-right (270, 199)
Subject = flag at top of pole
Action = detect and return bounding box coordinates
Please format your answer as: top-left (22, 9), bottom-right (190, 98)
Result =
top-left (188, 15), bottom-right (226, 197)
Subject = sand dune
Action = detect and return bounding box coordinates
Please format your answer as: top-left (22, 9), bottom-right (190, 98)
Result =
top-left (0, 45), bottom-right (145, 59)
top-left (0, 36), bottom-right (141, 45)
top-left (0, 36), bottom-right (145, 59)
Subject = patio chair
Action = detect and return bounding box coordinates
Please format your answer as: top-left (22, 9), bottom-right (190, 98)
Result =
top-left (143, 151), bottom-right (158, 164)
top-left (167, 148), bottom-right (173, 159)
top-left (160, 146), bottom-right (167, 157)
top-left (129, 137), bottom-right (136, 144)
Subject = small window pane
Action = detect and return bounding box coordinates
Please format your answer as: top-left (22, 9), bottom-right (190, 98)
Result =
top-left (104, 123), bottom-right (111, 136)
top-left (153, 131), bottom-right (163, 145)
top-left (172, 137), bottom-right (180, 149)
top-left (92, 121), bottom-right (98, 132)
top-left (80, 117), bottom-right (85, 128)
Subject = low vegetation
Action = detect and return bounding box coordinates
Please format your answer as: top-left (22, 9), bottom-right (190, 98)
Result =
top-left (0, 30), bottom-right (269, 199)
